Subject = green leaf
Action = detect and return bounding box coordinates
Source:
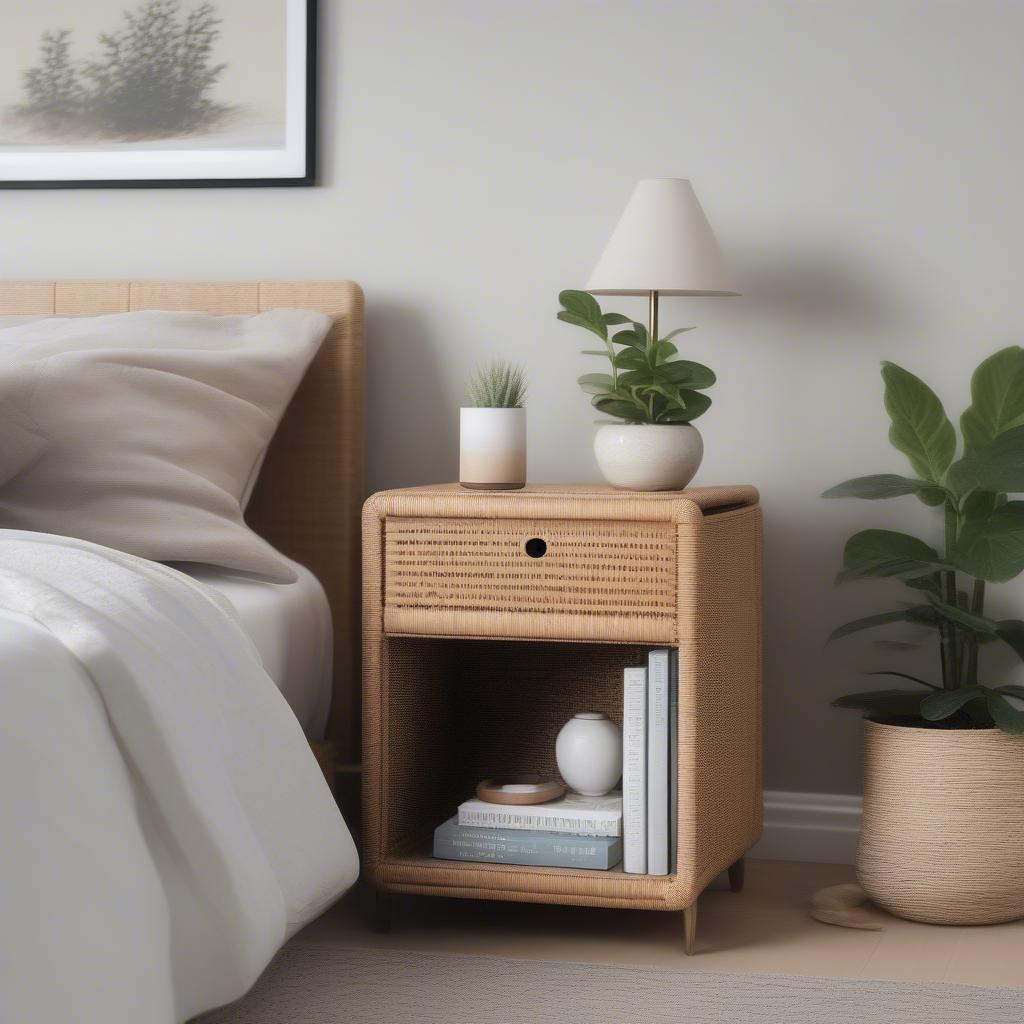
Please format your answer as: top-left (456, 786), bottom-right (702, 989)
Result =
top-left (662, 360), bottom-right (716, 390)
top-left (995, 619), bottom-right (1024, 660)
top-left (603, 312), bottom-right (631, 325)
top-left (864, 670), bottom-right (939, 690)
top-left (961, 346), bottom-right (1024, 452)
top-left (661, 390), bottom-right (711, 423)
top-left (986, 691), bottom-right (1024, 734)
top-left (577, 372), bottom-right (614, 396)
top-left (659, 327), bottom-right (697, 342)
top-left (558, 310), bottom-right (607, 340)
top-left (832, 689), bottom-right (926, 717)
top-left (843, 530), bottom-right (939, 567)
top-left (611, 329), bottom-right (646, 350)
top-left (653, 340), bottom-right (678, 364)
top-left (926, 595), bottom-right (998, 633)
top-left (613, 347), bottom-right (648, 370)
top-left (591, 396), bottom-right (642, 421)
top-left (838, 529), bottom-right (946, 585)
top-left (951, 500), bottom-right (1024, 582)
top-left (829, 607), bottom-right (937, 640)
top-left (947, 424), bottom-right (1024, 495)
top-left (920, 686), bottom-right (987, 721)
top-left (881, 361), bottom-right (956, 483)
top-left (559, 289), bottom-right (603, 325)
top-left (822, 474), bottom-right (946, 502)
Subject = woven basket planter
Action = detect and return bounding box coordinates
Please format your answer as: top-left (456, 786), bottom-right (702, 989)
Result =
top-left (857, 718), bottom-right (1024, 925)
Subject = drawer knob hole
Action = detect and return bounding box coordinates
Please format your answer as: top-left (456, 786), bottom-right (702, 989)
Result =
top-left (524, 537), bottom-right (547, 559)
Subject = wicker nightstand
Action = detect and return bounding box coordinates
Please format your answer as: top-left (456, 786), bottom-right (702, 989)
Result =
top-left (361, 483), bottom-right (762, 954)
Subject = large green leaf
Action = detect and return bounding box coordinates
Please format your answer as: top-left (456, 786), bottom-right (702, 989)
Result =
top-left (832, 689), bottom-right (927, 717)
top-left (829, 607), bottom-right (937, 640)
top-left (920, 686), bottom-right (987, 721)
top-left (822, 474), bottom-right (945, 503)
top-left (559, 289), bottom-right (603, 325)
top-left (995, 619), bottom-right (1024, 660)
top-left (603, 312), bottom-right (631, 325)
top-left (577, 372), bottom-right (614, 396)
top-left (557, 310), bottom-right (607, 340)
top-left (662, 360), bottom-right (716, 389)
top-left (864, 670), bottom-right (938, 689)
top-left (843, 529), bottom-right (938, 567)
top-left (961, 346), bottom-right (1024, 452)
top-left (927, 595), bottom-right (998, 633)
top-left (986, 691), bottom-right (1024, 734)
top-left (881, 361), bottom-right (956, 483)
top-left (947, 424), bottom-right (1024, 496)
top-left (951, 500), bottom-right (1024, 582)
top-left (591, 396), bottom-right (642, 421)
top-left (660, 390), bottom-right (711, 423)
top-left (660, 327), bottom-right (697, 342)
top-left (611, 328), bottom-right (646, 350)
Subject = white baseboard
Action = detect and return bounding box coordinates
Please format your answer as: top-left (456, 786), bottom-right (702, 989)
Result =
top-left (750, 790), bottom-right (862, 865)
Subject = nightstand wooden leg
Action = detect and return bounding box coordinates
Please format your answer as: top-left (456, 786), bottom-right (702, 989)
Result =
top-left (728, 856), bottom-right (745, 893)
top-left (372, 892), bottom-right (392, 934)
top-left (683, 903), bottom-right (698, 955)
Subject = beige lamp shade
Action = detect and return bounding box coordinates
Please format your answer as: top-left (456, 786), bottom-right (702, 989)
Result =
top-left (586, 178), bottom-right (739, 296)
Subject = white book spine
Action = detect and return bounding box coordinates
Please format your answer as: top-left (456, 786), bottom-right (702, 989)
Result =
top-left (647, 649), bottom-right (670, 876)
top-left (622, 666), bottom-right (648, 874)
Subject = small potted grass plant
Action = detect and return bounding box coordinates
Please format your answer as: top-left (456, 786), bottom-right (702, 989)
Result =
top-left (460, 360), bottom-right (527, 490)
top-left (556, 290), bottom-right (715, 490)
top-left (825, 349), bottom-right (1024, 925)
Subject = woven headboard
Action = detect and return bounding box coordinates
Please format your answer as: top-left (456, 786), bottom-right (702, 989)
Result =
top-left (0, 280), bottom-right (365, 768)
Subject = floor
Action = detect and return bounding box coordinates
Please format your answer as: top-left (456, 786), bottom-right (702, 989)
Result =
top-left (299, 859), bottom-right (1024, 988)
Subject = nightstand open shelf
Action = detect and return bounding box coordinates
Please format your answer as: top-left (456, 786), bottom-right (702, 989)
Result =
top-left (362, 484), bottom-right (763, 954)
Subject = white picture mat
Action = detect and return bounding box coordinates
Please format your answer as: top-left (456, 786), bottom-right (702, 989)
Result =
top-left (0, 0), bottom-right (309, 182)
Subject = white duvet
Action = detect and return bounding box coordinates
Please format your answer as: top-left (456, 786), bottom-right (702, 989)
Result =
top-left (0, 531), bottom-right (359, 1023)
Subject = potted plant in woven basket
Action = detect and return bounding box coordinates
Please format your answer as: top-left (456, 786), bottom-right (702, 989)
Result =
top-left (556, 290), bottom-right (715, 490)
top-left (825, 349), bottom-right (1024, 925)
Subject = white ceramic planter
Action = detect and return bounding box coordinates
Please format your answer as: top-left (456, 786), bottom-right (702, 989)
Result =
top-left (594, 423), bottom-right (703, 491)
top-left (555, 712), bottom-right (623, 796)
top-left (460, 407), bottom-right (526, 490)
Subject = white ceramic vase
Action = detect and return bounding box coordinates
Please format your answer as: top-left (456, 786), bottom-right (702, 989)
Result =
top-left (593, 423), bottom-right (703, 491)
top-left (555, 712), bottom-right (623, 796)
top-left (460, 407), bottom-right (526, 490)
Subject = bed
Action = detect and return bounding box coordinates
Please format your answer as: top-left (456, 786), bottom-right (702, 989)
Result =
top-left (0, 281), bottom-right (365, 1023)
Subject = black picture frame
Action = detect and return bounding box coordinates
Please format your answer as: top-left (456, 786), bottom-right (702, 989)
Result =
top-left (0, 0), bottom-right (317, 189)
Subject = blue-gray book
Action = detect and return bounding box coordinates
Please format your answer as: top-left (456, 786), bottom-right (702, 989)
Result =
top-left (433, 817), bottom-right (623, 870)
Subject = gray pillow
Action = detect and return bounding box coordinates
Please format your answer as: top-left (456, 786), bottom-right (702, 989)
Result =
top-left (0, 309), bottom-right (331, 582)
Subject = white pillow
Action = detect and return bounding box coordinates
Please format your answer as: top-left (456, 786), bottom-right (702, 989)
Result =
top-left (0, 309), bottom-right (331, 583)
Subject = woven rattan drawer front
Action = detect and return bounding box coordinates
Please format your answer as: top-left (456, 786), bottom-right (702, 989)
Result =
top-left (383, 516), bottom-right (677, 642)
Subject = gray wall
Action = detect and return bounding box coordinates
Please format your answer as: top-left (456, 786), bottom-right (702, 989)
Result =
top-left (3, 0), bottom-right (1023, 795)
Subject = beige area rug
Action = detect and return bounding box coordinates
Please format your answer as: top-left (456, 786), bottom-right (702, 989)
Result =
top-left (199, 945), bottom-right (1022, 1024)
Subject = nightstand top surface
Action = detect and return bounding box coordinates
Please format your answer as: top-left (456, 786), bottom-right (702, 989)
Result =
top-left (366, 482), bottom-right (758, 523)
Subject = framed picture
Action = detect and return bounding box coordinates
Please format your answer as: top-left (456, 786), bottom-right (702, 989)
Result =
top-left (0, 0), bottom-right (315, 188)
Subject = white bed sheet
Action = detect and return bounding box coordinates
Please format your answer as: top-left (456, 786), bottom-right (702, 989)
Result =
top-left (174, 557), bottom-right (333, 739)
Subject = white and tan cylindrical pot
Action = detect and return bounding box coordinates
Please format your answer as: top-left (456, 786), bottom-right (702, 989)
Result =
top-left (459, 407), bottom-right (526, 490)
top-left (857, 719), bottom-right (1024, 925)
top-left (593, 423), bottom-right (703, 491)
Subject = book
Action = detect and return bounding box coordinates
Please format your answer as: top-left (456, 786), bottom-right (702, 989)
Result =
top-left (668, 649), bottom-right (679, 873)
top-left (433, 817), bottom-right (623, 870)
top-left (622, 664), bottom-right (648, 874)
top-left (457, 791), bottom-right (622, 837)
top-left (647, 648), bottom-right (670, 876)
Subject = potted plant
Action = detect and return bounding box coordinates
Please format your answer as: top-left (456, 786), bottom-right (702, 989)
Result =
top-left (825, 349), bottom-right (1024, 925)
top-left (556, 290), bottom-right (715, 490)
top-left (460, 360), bottom-right (527, 490)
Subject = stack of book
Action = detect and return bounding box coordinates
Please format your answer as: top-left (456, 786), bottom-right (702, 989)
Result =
top-left (433, 791), bottom-right (623, 870)
top-left (622, 648), bottom-right (679, 875)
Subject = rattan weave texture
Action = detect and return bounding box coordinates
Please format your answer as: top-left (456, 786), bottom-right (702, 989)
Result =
top-left (362, 484), bottom-right (763, 921)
